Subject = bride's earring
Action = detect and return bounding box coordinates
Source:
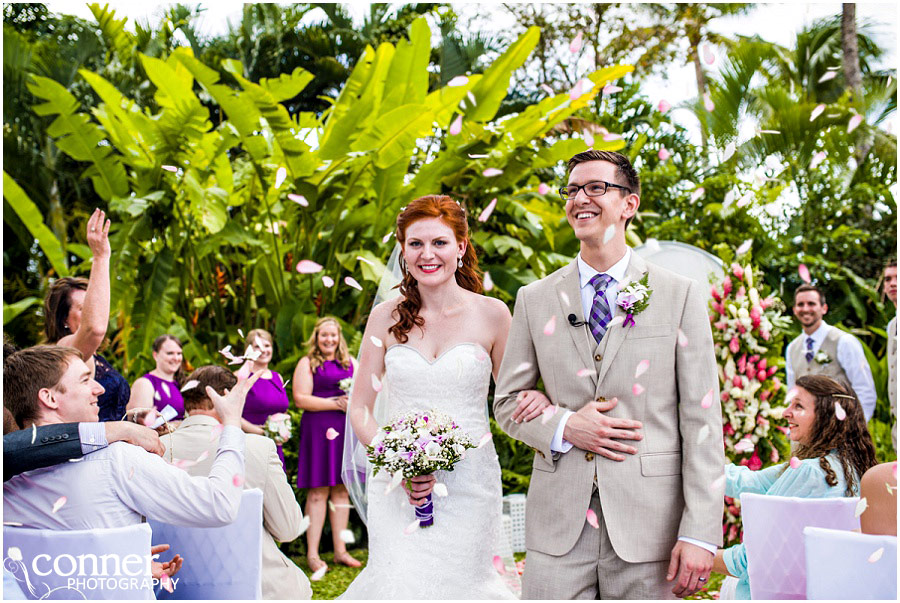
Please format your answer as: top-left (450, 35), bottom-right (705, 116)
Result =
top-left (458, 256), bottom-right (463, 268)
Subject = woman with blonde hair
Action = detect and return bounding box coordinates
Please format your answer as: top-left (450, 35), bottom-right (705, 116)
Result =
top-left (292, 317), bottom-right (360, 574)
top-left (239, 328), bottom-right (290, 471)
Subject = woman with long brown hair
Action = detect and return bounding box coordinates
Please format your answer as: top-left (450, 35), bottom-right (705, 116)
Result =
top-left (341, 195), bottom-right (550, 598)
top-left (712, 374), bottom-right (877, 599)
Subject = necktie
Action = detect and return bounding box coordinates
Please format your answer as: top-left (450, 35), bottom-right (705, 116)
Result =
top-left (588, 273), bottom-right (614, 343)
top-left (805, 337), bottom-right (814, 362)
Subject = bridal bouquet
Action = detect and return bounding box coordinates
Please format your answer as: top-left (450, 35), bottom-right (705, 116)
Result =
top-left (367, 410), bottom-right (474, 527)
top-left (263, 413), bottom-right (292, 445)
top-left (338, 377), bottom-right (354, 395)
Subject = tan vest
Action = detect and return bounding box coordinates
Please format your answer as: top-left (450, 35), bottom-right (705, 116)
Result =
top-left (789, 327), bottom-right (850, 387)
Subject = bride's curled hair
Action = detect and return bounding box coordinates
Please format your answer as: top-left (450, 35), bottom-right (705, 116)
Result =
top-left (390, 195), bottom-right (482, 343)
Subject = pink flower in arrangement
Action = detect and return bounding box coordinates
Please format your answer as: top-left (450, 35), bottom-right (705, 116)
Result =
top-left (722, 276), bottom-right (733, 296)
top-left (729, 337), bottom-right (740, 354)
top-left (748, 450), bottom-right (763, 471)
top-left (713, 302), bottom-right (726, 315)
top-left (749, 354), bottom-right (760, 363)
top-left (732, 263), bottom-right (744, 279)
top-left (736, 286), bottom-right (746, 298)
top-left (728, 525), bottom-right (739, 542)
top-left (760, 329), bottom-right (770, 341)
top-left (757, 415), bottom-right (769, 426)
top-left (767, 366), bottom-right (777, 378)
top-left (737, 325), bottom-right (746, 334)
top-left (739, 458), bottom-right (750, 467)
top-left (732, 375), bottom-right (742, 388)
top-left (770, 447), bottom-right (780, 463)
top-left (721, 391), bottom-right (729, 402)
top-left (737, 354), bottom-right (747, 373)
top-left (711, 286), bottom-right (721, 301)
top-left (760, 389), bottom-right (770, 401)
top-left (760, 296), bottom-right (773, 309)
top-left (724, 423), bottom-right (735, 436)
top-left (746, 368), bottom-right (756, 380)
top-left (757, 358), bottom-right (767, 371)
top-left (714, 321), bottom-right (726, 331)
top-left (735, 398), bottom-right (744, 411)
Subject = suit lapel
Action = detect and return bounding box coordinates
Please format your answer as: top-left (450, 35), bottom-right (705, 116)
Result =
top-left (555, 261), bottom-right (596, 385)
top-left (595, 253), bottom-right (650, 387)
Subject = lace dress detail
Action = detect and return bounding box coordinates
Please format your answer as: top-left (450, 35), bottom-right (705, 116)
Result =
top-left (339, 343), bottom-right (517, 600)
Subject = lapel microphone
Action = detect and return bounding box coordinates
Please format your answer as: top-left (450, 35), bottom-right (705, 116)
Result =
top-left (567, 314), bottom-right (588, 327)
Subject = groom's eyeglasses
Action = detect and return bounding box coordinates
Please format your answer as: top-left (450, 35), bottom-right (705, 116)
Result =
top-left (559, 181), bottom-right (632, 202)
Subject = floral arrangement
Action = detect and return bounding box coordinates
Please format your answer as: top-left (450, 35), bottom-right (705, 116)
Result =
top-left (367, 410), bottom-right (475, 527)
top-left (263, 412), bottom-right (293, 446)
top-left (709, 255), bottom-right (792, 545)
top-left (813, 350), bottom-right (831, 365)
top-left (338, 377), bottom-right (355, 395)
top-left (617, 273), bottom-right (653, 327)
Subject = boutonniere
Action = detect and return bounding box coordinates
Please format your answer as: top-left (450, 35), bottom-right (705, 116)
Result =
top-left (814, 350), bottom-right (831, 365)
top-left (617, 274), bottom-right (653, 328)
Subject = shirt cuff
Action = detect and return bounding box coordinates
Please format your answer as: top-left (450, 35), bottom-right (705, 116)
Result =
top-left (678, 536), bottom-right (717, 555)
top-left (217, 425), bottom-right (246, 455)
top-left (550, 410), bottom-right (575, 453)
top-left (81, 422), bottom-right (109, 454)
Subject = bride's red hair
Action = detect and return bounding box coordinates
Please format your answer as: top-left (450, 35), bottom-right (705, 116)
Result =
top-left (389, 195), bottom-right (482, 343)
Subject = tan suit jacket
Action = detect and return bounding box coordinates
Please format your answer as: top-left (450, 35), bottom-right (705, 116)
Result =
top-left (494, 253), bottom-right (725, 563)
top-left (161, 415), bottom-right (312, 600)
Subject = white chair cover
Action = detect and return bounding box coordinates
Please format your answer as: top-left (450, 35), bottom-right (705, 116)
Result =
top-left (804, 526), bottom-right (897, 600)
top-left (740, 493), bottom-right (860, 600)
top-left (3, 523), bottom-right (154, 600)
top-left (149, 488), bottom-right (263, 600)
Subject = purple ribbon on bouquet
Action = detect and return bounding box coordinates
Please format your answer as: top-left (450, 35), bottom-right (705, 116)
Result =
top-left (415, 493), bottom-right (434, 527)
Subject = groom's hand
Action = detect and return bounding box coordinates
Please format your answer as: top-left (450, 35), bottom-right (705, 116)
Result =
top-left (562, 398), bottom-right (642, 461)
top-left (404, 474), bottom-right (436, 507)
top-left (667, 541), bottom-right (713, 597)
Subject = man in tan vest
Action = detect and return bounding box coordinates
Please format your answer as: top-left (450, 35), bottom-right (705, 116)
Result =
top-left (161, 366), bottom-right (312, 600)
top-left (494, 150), bottom-right (724, 599)
top-left (884, 260), bottom-right (897, 448)
top-left (786, 284), bottom-right (876, 420)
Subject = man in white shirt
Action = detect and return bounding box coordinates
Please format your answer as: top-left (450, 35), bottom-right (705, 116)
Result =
top-left (883, 260), bottom-right (897, 447)
top-left (785, 284), bottom-right (877, 420)
top-left (161, 366), bottom-right (312, 600)
top-left (4, 345), bottom-right (260, 532)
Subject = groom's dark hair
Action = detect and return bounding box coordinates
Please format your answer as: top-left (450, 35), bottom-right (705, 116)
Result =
top-left (567, 150), bottom-right (640, 227)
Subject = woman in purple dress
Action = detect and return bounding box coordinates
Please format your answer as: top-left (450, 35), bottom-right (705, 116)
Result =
top-left (127, 334), bottom-right (185, 420)
top-left (239, 328), bottom-right (290, 471)
top-left (293, 317), bottom-right (360, 574)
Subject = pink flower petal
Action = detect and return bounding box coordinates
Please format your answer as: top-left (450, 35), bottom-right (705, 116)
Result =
top-left (602, 132), bottom-right (622, 141)
top-left (835, 401), bottom-right (846, 420)
top-left (404, 519), bottom-right (421, 535)
top-left (540, 84), bottom-right (554, 96)
top-left (274, 167), bottom-right (287, 189)
top-left (789, 456), bottom-right (801, 469)
top-left (658, 147), bottom-right (671, 161)
top-left (385, 471), bottom-right (403, 494)
top-left (51, 496), bottom-right (67, 514)
top-left (541, 405), bottom-right (559, 424)
top-left (483, 271), bottom-right (494, 291)
top-left (322, 275), bottom-right (334, 288)
top-left (697, 424), bottom-right (710, 445)
top-left (809, 151), bottom-right (826, 169)
top-left (798, 264), bottom-right (811, 284)
top-left (690, 187), bottom-right (705, 203)
top-left (847, 114), bottom-right (863, 133)
top-left (493, 555), bottom-right (507, 574)
top-left (602, 224), bottom-right (616, 244)
top-left (478, 198), bottom-right (498, 222)
top-left (855, 497), bottom-right (868, 518)
top-left (868, 546), bottom-right (884, 563)
top-left (161, 574), bottom-right (173, 593)
top-left (635, 359), bottom-right (650, 378)
top-left (370, 336), bottom-right (383, 348)
top-left (569, 31), bottom-right (583, 54)
top-left (737, 191), bottom-right (754, 208)
top-left (482, 168), bottom-right (503, 178)
top-left (543, 315), bottom-right (557, 336)
top-left (538, 182), bottom-right (550, 195)
top-left (657, 99), bottom-right (671, 113)
top-left (161, 164), bottom-right (178, 173)
top-left (810, 104), bottom-right (825, 121)
top-left (326, 427), bottom-right (340, 440)
top-left (569, 80), bottom-right (583, 101)
top-left (608, 315), bottom-right (625, 329)
top-left (287, 193), bottom-right (308, 206)
top-left (586, 509), bottom-right (599, 529)
top-left (602, 84), bottom-right (622, 95)
top-left (344, 276), bottom-right (363, 291)
top-left (818, 71), bottom-right (837, 83)
top-left (703, 93), bottom-right (715, 112)
top-left (433, 483), bottom-right (449, 497)
top-left (513, 362), bottom-right (532, 374)
top-left (734, 438), bottom-right (754, 453)
top-left (382, 231), bottom-right (393, 244)
top-left (209, 424), bottom-right (224, 442)
top-left (576, 368), bottom-right (594, 378)
top-left (233, 474), bottom-right (244, 487)
top-left (709, 473), bottom-right (726, 492)
top-left (701, 389), bottom-right (715, 408)
top-left (310, 564), bottom-right (328, 581)
top-left (477, 432), bottom-right (492, 449)
top-left (632, 383), bottom-right (645, 396)
top-left (447, 75), bottom-right (469, 87)
top-left (449, 114), bottom-right (463, 136)
top-left (677, 328), bottom-right (689, 348)
top-left (371, 374), bottom-right (383, 393)
top-left (736, 239), bottom-right (752, 256)
top-left (296, 260), bottom-right (323, 274)
top-left (703, 45), bottom-right (716, 65)
top-left (723, 141), bottom-right (736, 161)
top-left (468, 153), bottom-right (489, 159)
top-left (583, 129), bottom-right (595, 147)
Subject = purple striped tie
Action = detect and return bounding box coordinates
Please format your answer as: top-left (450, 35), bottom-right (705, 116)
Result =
top-left (588, 273), bottom-right (614, 343)
top-left (805, 337), bottom-right (814, 362)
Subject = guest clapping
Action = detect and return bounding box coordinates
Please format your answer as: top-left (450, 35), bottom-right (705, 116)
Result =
top-left (712, 375), bottom-right (877, 598)
top-left (238, 329), bottom-right (290, 471)
top-left (43, 209), bottom-right (129, 422)
top-left (292, 317), bottom-right (360, 573)
top-left (127, 335), bottom-right (185, 420)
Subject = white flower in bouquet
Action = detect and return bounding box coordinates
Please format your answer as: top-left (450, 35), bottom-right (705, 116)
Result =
top-left (338, 377), bottom-right (354, 395)
top-left (263, 413), bottom-right (292, 445)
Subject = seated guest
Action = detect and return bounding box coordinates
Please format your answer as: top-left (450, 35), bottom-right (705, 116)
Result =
top-left (127, 334), bottom-right (185, 420)
top-left (3, 345), bottom-right (260, 531)
top-left (859, 462), bottom-right (897, 536)
top-left (4, 407), bottom-right (164, 481)
top-left (161, 366), bottom-right (312, 600)
top-left (712, 375), bottom-right (877, 599)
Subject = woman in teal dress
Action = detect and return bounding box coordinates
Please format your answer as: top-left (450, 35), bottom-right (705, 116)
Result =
top-left (712, 375), bottom-right (877, 599)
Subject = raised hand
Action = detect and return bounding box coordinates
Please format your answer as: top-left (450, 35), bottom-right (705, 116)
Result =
top-left (86, 208), bottom-right (111, 259)
top-left (150, 543), bottom-right (183, 579)
top-left (562, 397), bottom-right (643, 461)
top-left (511, 389), bottom-right (553, 423)
top-left (206, 369), bottom-right (264, 427)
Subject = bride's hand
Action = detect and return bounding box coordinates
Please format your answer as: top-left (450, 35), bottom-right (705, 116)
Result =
top-left (511, 390), bottom-right (553, 423)
top-left (404, 474), bottom-right (436, 507)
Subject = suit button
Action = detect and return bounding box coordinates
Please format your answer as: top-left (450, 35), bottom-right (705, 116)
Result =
top-left (41, 437), bottom-right (49, 443)
top-left (585, 452), bottom-right (595, 461)
top-left (594, 354), bottom-right (602, 362)
top-left (62, 433), bottom-right (69, 440)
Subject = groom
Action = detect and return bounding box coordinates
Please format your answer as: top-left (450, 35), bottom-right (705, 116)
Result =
top-left (494, 150), bottom-right (725, 599)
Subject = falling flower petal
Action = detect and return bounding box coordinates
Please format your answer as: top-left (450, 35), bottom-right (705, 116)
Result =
top-left (483, 271), bottom-right (494, 291)
top-left (677, 328), bottom-right (689, 347)
top-left (701, 389), bottom-right (715, 408)
top-left (447, 75), bottom-right (469, 87)
top-left (737, 191), bottom-right (753, 208)
top-left (482, 168), bottom-right (503, 178)
top-left (657, 99), bottom-right (671, 113)
top-left (818, 71), bottom-right (837, 83)
top-left (356, 256), bottom-right (375, 268)
top-left (691, 187), bottom-right (705, 203)
top-left (161, 165), bottom-right (178, 173)
top-left (809, 151), bottom-right (826, 169)
top-left (180, 379), bottom-right (200, 392)
top-left (540, 84), bottom-right (554, 96)
top-left (233, 474), bottom-right (244, 487)
top-left (287, 193), bottom-right (308, 206)
top-left (382, 231), bottom-right (393, 244)
top-left (810, 104), bottom-right (825, 121)
top-left (385, 471), bottom-right (404, 494)
top-left (703, 93), bottom-right (715, 112)
top-left (478, 198), bottom-right (498, 222)
top-left (537, 182), bottom-right (551, 195)
top-left (855, 497), bottom-right (868, 518)
top-left (310, 564), bottom-right (328, 581)
top-left (847, 114), bottom-right (863, 133)
top-left (569, 31), bottom-right (583, 53)
top-left (834, 401), bottom-right (847, 420)
top-left (326, 428), bottom-right (340, 440)
top-left (339, 529), bottom-right (355, 544)
top-left (867, 547), bottom-right (884, 563)
top-left (602, 132), bottom-right (622, 141)
top-left (238, 328), bottom-right (245, 338)
top-left (477, 433), bottom-right (492, 449)
top-left (798, 264), bottom-right (811, 283)
top-left (709, 473), bottom-right (726, 492)
top-left (297, 514), bottom-right (311, 536)
top-left (371, 374), bottom-right (383, 393)
top-left (635, 360), bottom-right (650, 378)
top-left (344, 276), bottom-right (363, 291)
top-left (602, 224), bottom-right (616, 244)
top-left (513, 362), bottom-right (532, 374)
top-left (541, 405), bottom-right (559, 424)
top-left (583, 129), bottom-right (595, 147)
top-left (723, 141), bottom-right (736, 161)
top-left (603, 84), bottom-right (622, 95)
top-left (31, 424), bottom-right (36, 444)
top-left (789, 456), bottom-right (801, 469)
top-left (576, 368), bottom-right (595, 378)
top-left (434, 483), bottom-right (449, 497)
top-left (569, 80), bottom-right (583, 100)
top-left (274, 167), bottom-right (287, 189)
top-left (734, 439), bottom-right (754, 453)
top-left (586, 509), bottom-right (600, 529)
top-left (370, 336), bottom-right (383, 348)
top-left (608, 315), bottom-right (625, 329)
top-left (560, 292), bottom-right (570, 307)
top-left (736, 239), bottom-right (752, 256)
top-left (161, 574), bottom-right (173, 593)
top-left (296, 260), bottom-right (323, 274)
top-left (322, 275), bottom-right (334, 288)
top-left (697, 425), bottom-right (710, 445)
top-left (449, 114), bottom-right (463, 136)
top-left (658, 147), bottom-right (671, 161)
top-left (703, 45), bottom-right (716, 65)
top-left (543, 315), bottom-right (557, 336)
top-left (403, 519), bottom-right (421, 535)
top-left (468, 153), bottom-right (489, 159)
top-left (51, 496), bottom-right (67, 514)
top-left (209, 424), bottom-right (224, 442)
top-left (492, 555), bottom-right (507, 574)
top-left (632, 383), bottom-right (645, 396)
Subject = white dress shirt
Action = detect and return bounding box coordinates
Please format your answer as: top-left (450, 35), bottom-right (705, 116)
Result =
top-left (785, 321), bottom-right (877, 420)
top-left (4, 424), bottom-right (246, 530)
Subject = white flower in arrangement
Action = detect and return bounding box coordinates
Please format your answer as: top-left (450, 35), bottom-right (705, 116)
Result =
top-left (263, 413), bottom-right (292, 446)
top-left (814, 350), bottom-right (832, 365)
top-left (338, 377), bottom-right (354, 395)
top-left (728, 303), bottom-right (738, 316)
top-left (424, 441), bottom-right (442, 457)
top-left (749, 287), bottom-right (760, 306)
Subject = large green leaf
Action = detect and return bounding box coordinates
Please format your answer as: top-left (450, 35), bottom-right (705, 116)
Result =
top-left (352, 103), bottom-right (435, 168)
top-left (3, 171), bottom-right (69, 277)
top-left (4, 297), bottom-right (40, 326)
top-left (259, 67), bottom-right (315, 103)
top-left (465, 26), bottom-right (540, 122)
top-left (381, 17), bottom-right (430, 109)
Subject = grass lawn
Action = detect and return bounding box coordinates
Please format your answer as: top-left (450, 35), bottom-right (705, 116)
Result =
top-left (293, 549), bottom-right (722, 600)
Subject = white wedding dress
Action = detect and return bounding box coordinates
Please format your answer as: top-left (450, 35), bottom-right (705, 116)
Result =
top-left (339, 342), bottom-right (518, 600)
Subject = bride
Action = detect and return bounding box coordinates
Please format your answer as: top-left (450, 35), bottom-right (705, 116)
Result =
top-left (340, 195), bottom-right (551, 599)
